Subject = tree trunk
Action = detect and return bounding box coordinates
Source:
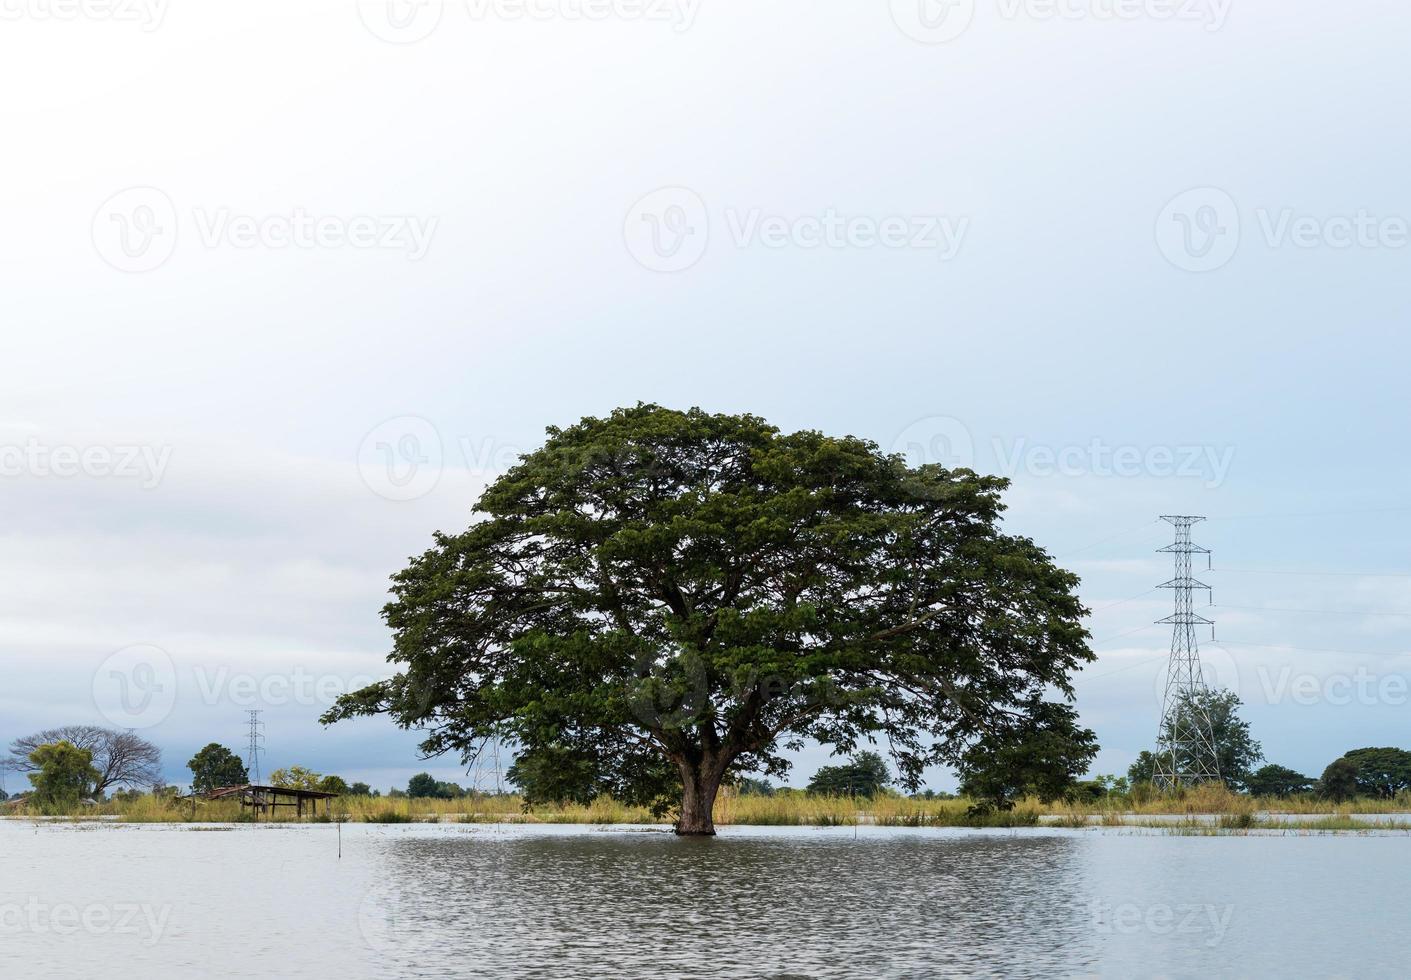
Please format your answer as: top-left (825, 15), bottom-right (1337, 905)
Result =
top-left (676, 764), bottom-right (721, 836)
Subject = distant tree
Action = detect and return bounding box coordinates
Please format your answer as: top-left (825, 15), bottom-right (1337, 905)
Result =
top-left (322, 405), bottom-right (1098, 835)
top-left (187, 744), bottom-right (249, 794)
top-left (318, 775), bottom-right (349, 795)
top-left (1318, 757), bottom-right (1360, 802)
top-left (269, 766), bottom-right (324, 791)
top-left (387, 788), bottom-right (407, 799)
top-left (6, 727), bottom-right (160, 796)
top-left (956, 701), bottom-right (1098, 810)
top-left (435, 781), bottom-right (466, 799)
top-left (807, 752), bottom-right (892, 798)
top-left (0, 788), bottom-right (8, 802)
top-left (1127, 751), bottom-right (1158, 786)
top-left (1244, 764), bottom-right (1313, 798)
top-left (26, 741), bottom-right (101, 805)
top-left (733, 776), bottom-right (775, 797)
top-left (407, 773), bottom-right (439, 799)
top-left (347, 782), bottom-right (375, 797)
top-left (1339, 747), bottom-right (1411, 799)
top-left (1139, 690), bottom-right (1262, 790)
top-left (506, 744), bottom-right (680, 809)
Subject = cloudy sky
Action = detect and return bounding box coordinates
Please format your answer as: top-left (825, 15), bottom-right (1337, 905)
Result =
top-left (3, 0), bottom-right (1409, 793)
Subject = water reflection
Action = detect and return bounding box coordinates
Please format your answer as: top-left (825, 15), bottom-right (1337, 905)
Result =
top-left (363, 831), bottom-right (1098, 978)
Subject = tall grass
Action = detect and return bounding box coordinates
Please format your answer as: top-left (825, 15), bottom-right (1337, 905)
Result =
top-left (7, 785), bottom-right (1408, 830)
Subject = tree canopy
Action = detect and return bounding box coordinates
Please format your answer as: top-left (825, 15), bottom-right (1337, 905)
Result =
top-left (26, 741), bottom-right (101, 805)
top-left (1340, 747), bottom-right (1411, 799)
top-left (1144, 689), bottom-right (1261, 791)
top-left (187, 743), bottom-right (248, 795)
top-left (806, 751), bottom-right (892, 798)
top-left (324, 405), bottom-right (1097, 834)
top-left (6, 726), bottom-right (160, 797)
top-left (1244, 764), bottom-right (1312, 798)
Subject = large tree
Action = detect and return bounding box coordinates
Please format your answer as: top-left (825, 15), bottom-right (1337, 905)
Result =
top-left (26, 741), bottom-right (101, 806)
top-left (323, 406), bottom-right (1096, 834)
top-left (1340, 747), bottom-right (1411, 799)
top-left (807, 751), bottom-right (892, 798)
top-left (1152, 689), bottom-right (1262, 791)
top-left (6, 726), bottom-right (160, 797)
top-left (187, 743), bottom-right (249, 794)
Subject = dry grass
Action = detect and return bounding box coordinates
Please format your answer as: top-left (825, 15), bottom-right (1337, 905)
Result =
top-left (6, 784), bottom-right (1407, 833)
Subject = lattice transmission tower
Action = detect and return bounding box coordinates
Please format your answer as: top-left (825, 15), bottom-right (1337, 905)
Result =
top-left (244, 710), bottom-right (265, 786)
top-left (1154, 515), bottom-right (1222, 788)
top-left (471, 737), bottom-right (506, 796)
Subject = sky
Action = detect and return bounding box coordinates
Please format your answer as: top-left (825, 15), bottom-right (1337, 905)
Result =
top-left (2, 0), bottom-right (1410, 794)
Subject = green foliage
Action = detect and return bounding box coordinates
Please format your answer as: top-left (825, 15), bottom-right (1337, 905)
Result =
top-left (323, 405), bottom-right (1096, 832)
top-left (1318, 757), bottom-right (1359, 801)
top-left (347, 782), bottom-right (376, 797)
top-left (806, 752), bottom-right (892, 798)
top-left (1244, 764), bottom-right (1312, 798)
top-left (187, 743), bottom-right (249, 794)
top-left (1128, 751), bottom-right (1158, 785)
top-left (318, 775), bottom-right (349, 795)
top-left (956, 700), bottom-right (1098, 810)
top-left (1144, 689), bottom-right (1262, 790)
top-left (733, 776), bottom-right (776, 797)
top-left (26, 741), bottom-right (100, 805)
top-left (1340, 747), bottom-right (1411, 799)
top-left (269, 766), bottom-right (323, 791)
top-left (406, 772), bottom-right (439, 799)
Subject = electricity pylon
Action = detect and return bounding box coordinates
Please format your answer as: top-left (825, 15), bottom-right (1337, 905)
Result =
top-left (244, 710), bottom-right (265, 786)
top-left (1154, 515), bottom-right (1222, 788)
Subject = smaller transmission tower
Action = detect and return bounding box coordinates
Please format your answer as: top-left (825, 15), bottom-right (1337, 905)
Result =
top-left (1154, 515), bottom-right (1222, 789)
top-left (471, 737), bottom-right (504, 796)
top-left (244, 710), bottom-right (265, 786)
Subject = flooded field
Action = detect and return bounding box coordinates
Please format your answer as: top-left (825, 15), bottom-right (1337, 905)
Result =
top-left (3, 821), bottom-right (1408, 978)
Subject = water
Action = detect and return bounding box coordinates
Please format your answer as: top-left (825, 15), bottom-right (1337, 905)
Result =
top-left (2, 821), bottom-right (1408, 979)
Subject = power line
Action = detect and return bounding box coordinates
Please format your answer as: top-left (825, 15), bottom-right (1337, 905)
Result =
top-left (1211, 639), bottom-right (1411, 659)
top-left (1216, 566), bottom-right (1411, 579)
top-left (1217, 603), bottom-right (1411, 619)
